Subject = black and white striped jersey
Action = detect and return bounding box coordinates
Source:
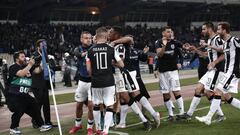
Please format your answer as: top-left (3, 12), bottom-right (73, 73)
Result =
top-left (207, 35), bottom-right (224, 71)
top-left (223, 36), bottom-right (240, 78)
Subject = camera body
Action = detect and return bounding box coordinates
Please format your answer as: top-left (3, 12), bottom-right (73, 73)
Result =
top-left (33, 54), bottom-right (42, 66)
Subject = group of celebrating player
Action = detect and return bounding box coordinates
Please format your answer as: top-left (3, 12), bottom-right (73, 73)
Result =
top-left (68, 21), bottom-right (240, 135)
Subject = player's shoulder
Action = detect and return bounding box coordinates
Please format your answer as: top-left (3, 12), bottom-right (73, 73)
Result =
top-left (215, 35), bottom-right (224, 45)
top-left (232, 36), bottom-right (240, 43)
top-left (155, 39), bottom-right (162, 45)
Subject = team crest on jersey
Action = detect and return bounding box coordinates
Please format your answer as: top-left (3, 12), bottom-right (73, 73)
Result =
top-left (171, 44), bottom-right (175, 49)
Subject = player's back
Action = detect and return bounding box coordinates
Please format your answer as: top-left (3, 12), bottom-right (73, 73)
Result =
top-left (87, 43), bottom-right (115, 88)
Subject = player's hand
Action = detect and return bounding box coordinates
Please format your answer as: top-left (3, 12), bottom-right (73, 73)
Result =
top-left (81, 52), bottom-right (87, 57)
top-left (189, 45), bottom-right (197, 52)
top-left (109, 42), bottom-right (115, 47)
top-left (200, 40), bottom-right (208, 47)
top-left (182, 43), bottom-right (191, 50)
top-left (177, 64), bottom-right (182, 69)
top-left (208, 62), bottom-right (216, 70)
top-left (29, 58), bottom-right (35, 66)
top-left (143, 46), bottom-right (149, 53)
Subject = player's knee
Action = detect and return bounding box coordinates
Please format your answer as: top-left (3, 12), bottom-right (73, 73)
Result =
top-left (206, 92), bottom-right (214, 101)
top-left (226, 97), bottom-right (233, 104)
top-left (195, 87), bottom-right (203, 95)
top-left (134, 94), bottom-right (143, 102)
top-left (128, 97), bottom-right (135, 106)
top-left (213, 95), bottom-right (222, 100)
top-left (163, 96), bottom-right (170, 102)
top-left (163, 93), bottom-right (171, 98)
top-left (174, 95), bottom-right (182, 100)
top-left (106, 107), bottom-right (114, 112)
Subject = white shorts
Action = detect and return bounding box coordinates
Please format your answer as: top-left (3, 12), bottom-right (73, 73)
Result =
top-left (91, 86), bottom-right (116, 106)
top-left (122, 70), bottom-right (140, 93)
top-left (216, 72), bottom-right (239, 94)
top-left (75, 80), bottom-right (92, 102)
top-left (199, 69), bottom-right (220, 91)
top-left (114, 73), bottom-right (128, 93)
top-left (159, 70), bottom-right (181, 94)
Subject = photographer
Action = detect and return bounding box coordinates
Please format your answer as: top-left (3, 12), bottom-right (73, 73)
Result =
top-left (6, 51), bottom-right (52, 134)
top-left (31, 39), bottom-right (53, 127)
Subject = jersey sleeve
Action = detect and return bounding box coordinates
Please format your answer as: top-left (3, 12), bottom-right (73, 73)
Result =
top-left (155, 40), bottom-right (163, 49)
top-left (233, 37), bottom-right (240, 48)
top-left (85, 50), bottom-right (91, 63)
top-left (215, 37), bottom-right (224, 48)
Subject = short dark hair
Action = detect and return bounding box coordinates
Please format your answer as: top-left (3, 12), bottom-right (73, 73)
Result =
top-left (111, 26), bottom-right (123, 36)
top-left (218, 22), bottom-right (230, 33)
top-left (162, 26), bottom-right (172, 32)
top-left (36, 39), bottom-right (46, 48)
top-left (80, 31), bottom-right (91, 38)
top-left (13, 50), bottom-right (25, 62)
top-left (203, 22), bottom-right (215, 30)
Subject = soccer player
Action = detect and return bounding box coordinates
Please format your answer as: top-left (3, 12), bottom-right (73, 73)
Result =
top-left (196, 22), bottom-right (240, 125)
top-left (155, 26), bottom-right (185, 121)
top-left (69, 31), bottom-right (94, 135)
top-left (86, 27), bottom-right (124, 135)
top-left (109, 26), bottom-right (160, 128)
top-left (184, 22), bottom-right (225, 122)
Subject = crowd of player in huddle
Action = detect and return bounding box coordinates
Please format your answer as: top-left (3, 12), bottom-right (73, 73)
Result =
top-left (69, 21), bottom-right (240, 135)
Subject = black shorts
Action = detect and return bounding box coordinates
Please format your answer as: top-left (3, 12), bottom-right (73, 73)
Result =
top-left (137, 78), bottom-right (150, 99)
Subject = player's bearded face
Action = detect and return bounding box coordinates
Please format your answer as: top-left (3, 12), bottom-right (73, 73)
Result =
top-left (217, 25), bottom-right (224, 38)
top-left (201, 25), bottom-right (208, 37)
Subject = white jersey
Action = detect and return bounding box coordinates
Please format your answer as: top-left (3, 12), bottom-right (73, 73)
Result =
top-left (207, 35), bottom-right (224, 63)
top-left (114, 44), bottom-right (125, 74)
top-left (223, 36), bottom-right (240, 77)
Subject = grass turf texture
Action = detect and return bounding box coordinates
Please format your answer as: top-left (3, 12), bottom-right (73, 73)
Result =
top-left (2, 93), bottom-right (240, 135)
top-left (50, 77), bottom-right (199, 105)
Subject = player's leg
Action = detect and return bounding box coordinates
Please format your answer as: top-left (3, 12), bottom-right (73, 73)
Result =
top-left (126, 71), bottom-right (160, 127)
top-left (186, 83), bottom-right (204, 118)
top-left (87, 87), bottom-right (94, 135)
top-left (91, 87), bottom-right (103, 134)
top-left (102, 86), bottom-right (116, 135)
top-left (69, 80), bottom-right (89, 134)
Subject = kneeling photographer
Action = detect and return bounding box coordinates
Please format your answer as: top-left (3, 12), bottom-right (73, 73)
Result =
top-left (6, 51), bottom-right (52, 134)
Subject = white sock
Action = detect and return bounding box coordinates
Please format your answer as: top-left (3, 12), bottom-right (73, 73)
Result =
top-left (206, 98), bottom-right (221, 120)
top-left (87, 119), bottom-right (94, 129)
top-left (170, 100), bottom-right (175, 108)
top-left (164, 100), bottom-right (174, 116)
top-left (209, 99), bottom-right (224, 116)
top-left (93, 110), bottom-right (101, 130)
top-left (139, 96), bottom-right (156, 116)
top-left (176, 96), bottom-right (184, 115)
top-left (187, 96), bottom-right (201, 116)
top-left (75, 118), bottom-right (82, 127)
top-left (103, 111), bottom-right (113, 134)
top-left (230, 98), bottom-right (240, 109)
top-left (130, 102), bottom-right (147, 122)
top-left (119, 105), bottom-right (128, 124)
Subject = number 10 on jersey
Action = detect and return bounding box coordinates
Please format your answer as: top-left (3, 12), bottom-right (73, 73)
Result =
top-left (94, 52), bottom-right (108, 69)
